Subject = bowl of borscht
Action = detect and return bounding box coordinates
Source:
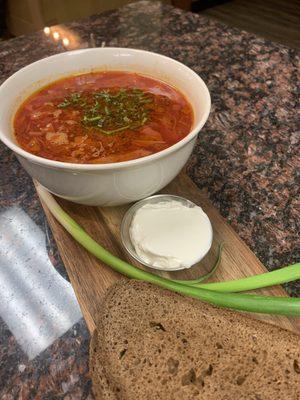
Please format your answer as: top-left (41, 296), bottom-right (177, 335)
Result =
top-left (0, 48), bottom-right (211, 205)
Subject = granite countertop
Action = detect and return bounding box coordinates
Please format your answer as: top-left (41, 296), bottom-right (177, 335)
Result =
top-left (0, 1), bottom-right (299, 398)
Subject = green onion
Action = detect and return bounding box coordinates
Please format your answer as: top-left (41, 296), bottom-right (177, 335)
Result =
top-left (36, 184), bottom-right (300, 317)
top-left (173, 245), bottom-right (300, 293)
top-left (99, 125), bottom-right (131, 135)
top-left (82, 115), bottom-right (103, 123)
top-left (195, 263), bottom-right (300, 292)
top-left (172, 243), bottom-right (224, 285)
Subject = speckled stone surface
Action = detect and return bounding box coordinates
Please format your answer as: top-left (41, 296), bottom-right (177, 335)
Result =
top-left (0, 1), bottom-right (299, 397)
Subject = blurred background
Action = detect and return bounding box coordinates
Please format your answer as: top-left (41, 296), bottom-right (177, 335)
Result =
top-left (0, 0), bottom-right (299, 48)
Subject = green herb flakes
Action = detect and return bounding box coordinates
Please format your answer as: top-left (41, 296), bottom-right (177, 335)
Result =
top-left (57, 88), bottom-right (154, 134)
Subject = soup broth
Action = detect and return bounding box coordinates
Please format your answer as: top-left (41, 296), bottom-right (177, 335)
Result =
top-left (14, 71), bottom-right (194, 164)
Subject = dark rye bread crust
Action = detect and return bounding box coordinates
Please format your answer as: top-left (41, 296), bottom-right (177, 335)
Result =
top-left (90, 280), bottom-right (300, 400)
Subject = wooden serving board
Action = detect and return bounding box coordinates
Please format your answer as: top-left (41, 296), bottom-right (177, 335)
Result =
top-left (36, 172), bottom-right (300, 335)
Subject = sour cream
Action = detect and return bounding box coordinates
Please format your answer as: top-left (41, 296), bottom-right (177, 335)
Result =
top-left (129, 199), bottom-right (213, 270)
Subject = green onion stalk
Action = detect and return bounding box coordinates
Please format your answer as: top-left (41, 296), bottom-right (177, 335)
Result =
top-left (173, 245), bottom-right (300, 292)
top-left (195, 263), bottom-right (300, 292)
top-left (36, 184), bottom-right (300, 317)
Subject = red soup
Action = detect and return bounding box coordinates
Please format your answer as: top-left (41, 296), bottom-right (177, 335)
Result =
top-left (14, 71), bottom-right (194, 164)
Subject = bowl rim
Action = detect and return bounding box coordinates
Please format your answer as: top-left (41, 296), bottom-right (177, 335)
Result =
top-left (0, 47), bottom-right (211, 171)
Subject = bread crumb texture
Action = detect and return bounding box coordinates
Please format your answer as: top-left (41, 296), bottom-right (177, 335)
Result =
top-left (90, 280), bottom-right (300, 400)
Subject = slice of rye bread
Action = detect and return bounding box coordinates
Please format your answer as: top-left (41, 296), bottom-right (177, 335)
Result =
top-left (90, 280), bottom-right (300, 400)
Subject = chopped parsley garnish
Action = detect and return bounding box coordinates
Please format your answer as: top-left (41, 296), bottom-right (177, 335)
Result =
top-left (57, 88), bottom-right (154, 134)
top-left (58, 93), bottom-right (87, 108)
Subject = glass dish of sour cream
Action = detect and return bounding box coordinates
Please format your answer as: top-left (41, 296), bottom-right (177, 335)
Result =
top-left (121, 195), bottom-right (213, 271)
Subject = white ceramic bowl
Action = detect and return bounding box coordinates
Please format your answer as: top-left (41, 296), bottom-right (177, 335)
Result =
top-left (0, 48), bottom-right (211, 206)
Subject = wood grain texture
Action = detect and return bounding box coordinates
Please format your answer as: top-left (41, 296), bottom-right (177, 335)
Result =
top-left (37, 172), bottom-right (300, 335)
top-left (200, 0), bottom-right (300, 49)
